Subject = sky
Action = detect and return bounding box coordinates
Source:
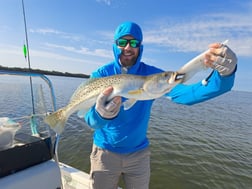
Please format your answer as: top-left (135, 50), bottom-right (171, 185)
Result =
top-left (0, 0), bottom-right (251, 92)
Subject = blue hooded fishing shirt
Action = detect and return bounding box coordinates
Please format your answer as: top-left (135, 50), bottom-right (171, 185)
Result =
top-left (85, 21), bottom-right (236, 154)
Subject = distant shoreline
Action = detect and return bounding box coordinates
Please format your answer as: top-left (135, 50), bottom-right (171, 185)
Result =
top-left (0, 66), bottom-right (90, 78)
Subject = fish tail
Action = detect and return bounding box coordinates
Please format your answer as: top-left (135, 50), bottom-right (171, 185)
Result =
top-left (44, 108), bottom-right (67, 134)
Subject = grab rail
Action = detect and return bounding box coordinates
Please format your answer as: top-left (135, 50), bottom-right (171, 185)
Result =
top-left (0, 69), bottom-right (60, 163)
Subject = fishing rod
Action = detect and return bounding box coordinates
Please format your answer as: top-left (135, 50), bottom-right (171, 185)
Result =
top-left (21, 0), bottom-right (38, 135)
top-left (21, 0), bottom-right (35, 114)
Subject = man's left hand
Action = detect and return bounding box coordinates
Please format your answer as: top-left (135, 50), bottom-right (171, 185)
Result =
top-left (204, 42), bottom-right (237, 76)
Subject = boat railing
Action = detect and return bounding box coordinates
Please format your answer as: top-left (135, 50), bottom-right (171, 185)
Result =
top-left (0, 69), bottom-right (60, 163)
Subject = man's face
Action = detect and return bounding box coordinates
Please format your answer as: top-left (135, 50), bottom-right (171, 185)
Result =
top-left (117, 35), bottom-right (140, 67)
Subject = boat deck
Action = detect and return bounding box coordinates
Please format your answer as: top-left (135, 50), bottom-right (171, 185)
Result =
top-left (60, 163), bottom-right (90, 189)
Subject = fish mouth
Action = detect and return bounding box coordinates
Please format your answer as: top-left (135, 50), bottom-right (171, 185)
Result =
top-left (175, 72), bottom-right (185, 81)
top-left (168, 72), bottom-right (185, 84)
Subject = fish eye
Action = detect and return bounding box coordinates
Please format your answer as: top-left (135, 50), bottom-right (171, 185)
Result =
top-left (164, 72), bottom-right (171, 77)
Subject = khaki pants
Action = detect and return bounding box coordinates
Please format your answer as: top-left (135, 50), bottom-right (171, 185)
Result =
top-left (89, 144), bottom-right (150, 189)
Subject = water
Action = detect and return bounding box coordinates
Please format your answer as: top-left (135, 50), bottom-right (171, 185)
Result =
top-left (1, 75), bottom-right (252, 189)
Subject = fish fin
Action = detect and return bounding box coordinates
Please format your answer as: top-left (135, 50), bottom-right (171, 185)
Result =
top-left (44, 108), bottom-right (67, 134)
top-left (123, 99), bottom-right (137, 110)
top-left (77, 110), bottom-right (87, 118)
top-left (127, 88), bottom-right (143, 95)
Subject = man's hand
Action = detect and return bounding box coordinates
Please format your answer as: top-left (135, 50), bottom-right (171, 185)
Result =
top-left (95, 86), bottom-right (122, 119)
top-left (204, 42), bottom-right (237, 76)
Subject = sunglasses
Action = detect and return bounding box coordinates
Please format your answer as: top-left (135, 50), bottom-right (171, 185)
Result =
top-left (116, 38), bottom-right (141, 48)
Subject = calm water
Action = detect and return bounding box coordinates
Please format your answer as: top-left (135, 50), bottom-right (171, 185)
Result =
top-left (1, 75), bottom-right (252, 189)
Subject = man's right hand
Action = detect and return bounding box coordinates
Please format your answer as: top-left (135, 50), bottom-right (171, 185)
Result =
top-left (95, 86), bottom-right (121, 119)
top-left (204, 42), bottom-right (237, 76)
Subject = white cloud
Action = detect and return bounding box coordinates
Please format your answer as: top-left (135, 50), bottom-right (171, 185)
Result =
top-left (30, 28), bottom-right (82, 42)
top-left (144, 11), bottom-right (252, 57)
top-left (96, 0), bottom-right (112, 6)
top-left (44, 43), bottom-right (113, 58)
top-left (0, 45), bottom-right (101, 67)
top-left (30, 28), bottom-right (62, 35)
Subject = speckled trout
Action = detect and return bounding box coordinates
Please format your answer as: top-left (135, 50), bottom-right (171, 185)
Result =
top-left (44, 71), bottom-right (184, 133)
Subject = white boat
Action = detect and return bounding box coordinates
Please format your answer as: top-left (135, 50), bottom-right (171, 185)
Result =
top-left (0, 70), bottom-right (100, 189)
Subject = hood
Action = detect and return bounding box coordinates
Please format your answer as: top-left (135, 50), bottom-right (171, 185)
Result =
top-left (113, 21), bottom-right (144, 74)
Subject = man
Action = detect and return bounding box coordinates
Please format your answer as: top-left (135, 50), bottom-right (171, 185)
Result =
top-left (85, 21), bottom-right (237, 189)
